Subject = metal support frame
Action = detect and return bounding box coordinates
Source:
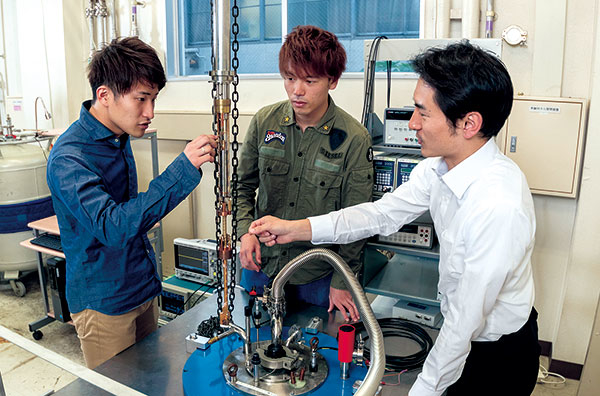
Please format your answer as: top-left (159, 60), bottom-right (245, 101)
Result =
top-left (132, 130), bottom-right (164, 279)
top-left (27, 227), bottom-right (56, 334)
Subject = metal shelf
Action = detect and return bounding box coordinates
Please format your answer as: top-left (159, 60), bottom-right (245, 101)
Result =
top-left (367, 140), bottom-right (440, 304)
top-left (363, 249), bottom-right (440, 306)
top-left (367, 241), bottom-right (440, 259)
top-left (373, 143), bottom-right (422, 155)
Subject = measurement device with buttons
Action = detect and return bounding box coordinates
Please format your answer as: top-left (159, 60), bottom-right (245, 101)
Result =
top-left (378, 223), bottom-right (434, 249)
top-left (174, 238), bottom-right (219, 284)
top-left (373, 153), bottom-right (423, 198)
top-left (373, 153), bottom-right (400, 196)
top-left (159, 275), bottom-right (214, 322)
top-left (383, 107), bottom-right (419, 147)
top-left (397, 154), bottom-right (422, 185)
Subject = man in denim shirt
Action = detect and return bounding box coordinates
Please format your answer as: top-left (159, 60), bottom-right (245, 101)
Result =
top-left (46, 37), bottom-right (216, 368)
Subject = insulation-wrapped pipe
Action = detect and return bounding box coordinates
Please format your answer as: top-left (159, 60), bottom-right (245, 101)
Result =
top-left (462, 0), bottom-right (480, 38)
top-left (435, 0), bottom-right (451, 38)
top-left (108, 0), bottom-right (118, 40)
top-left (269, 248), bottom-right (385, 396)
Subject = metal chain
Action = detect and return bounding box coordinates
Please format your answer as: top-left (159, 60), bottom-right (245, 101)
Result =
top-left (211, 0), bottom-right (240, 318)
top-left (229, 0), bottom-right (240, 315)
top-left (210, 0), bottom-right (224, 315)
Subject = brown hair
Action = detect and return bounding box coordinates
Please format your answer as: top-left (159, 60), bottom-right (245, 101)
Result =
top-left (87, 37), bottom-right (166, 102)
top-left (279, 25), bottom-right (346, 82)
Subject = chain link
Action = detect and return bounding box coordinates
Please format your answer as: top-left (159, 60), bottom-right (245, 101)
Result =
top-left (210, 0), bottom-right (224, 315)
top-left (229, 0), bottom-right (240, 315)
top-left (211, 0), bottom-right (240, 318)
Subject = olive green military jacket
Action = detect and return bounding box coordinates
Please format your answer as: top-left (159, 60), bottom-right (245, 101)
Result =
top-left (236, 97), bottom-right (374, 290)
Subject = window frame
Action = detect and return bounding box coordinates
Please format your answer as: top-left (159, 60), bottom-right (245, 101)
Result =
top-left (165, 0), bottom-right (424, 81)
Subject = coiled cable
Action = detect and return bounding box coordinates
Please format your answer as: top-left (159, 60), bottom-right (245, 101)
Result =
top-left (354, 317), bottom-right (434, 372)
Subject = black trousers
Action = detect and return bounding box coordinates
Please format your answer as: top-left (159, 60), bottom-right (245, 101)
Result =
top-left (446, 308), bottom-right (541, 396)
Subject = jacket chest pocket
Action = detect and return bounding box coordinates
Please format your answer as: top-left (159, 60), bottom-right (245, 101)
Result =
top-left (300, 170), bottom-right (342, 214)
top-left (258, 156), bottom-right (290, 214)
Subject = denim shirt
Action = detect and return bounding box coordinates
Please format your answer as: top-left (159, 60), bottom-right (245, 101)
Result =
top-left (47, 101), bottom-right (201, 315)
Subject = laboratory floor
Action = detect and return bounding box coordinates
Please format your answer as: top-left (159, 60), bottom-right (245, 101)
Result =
top-left (0, 273), bottom-right (581, 396)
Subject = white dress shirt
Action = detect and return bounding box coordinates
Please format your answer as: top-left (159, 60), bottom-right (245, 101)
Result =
top-left (309, 139), bottom-right (536, 396)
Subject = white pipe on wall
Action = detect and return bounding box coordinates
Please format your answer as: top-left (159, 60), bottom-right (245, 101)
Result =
top-left (485, 0), bottom-right (495, 38)
top-left (0, 0), bottom-right (7, 128)
top-left (108, 0), bottom-right (117, 40)
top-left (462, 0), bottom-right (480, 38)
top-left (86, 0), bottom-right (96, 60)
top-left (97, 0), bottom-right (107, 47)
top-left (131, 0), bottom-right (139, 37)
top-left (435, 0), bottom-right (451, 38)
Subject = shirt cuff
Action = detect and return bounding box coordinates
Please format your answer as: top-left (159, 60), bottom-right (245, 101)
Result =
top-left (308, 214), bottom-right (334, 244)
top-left (408, 376), bottom-right (446, 396)
top-left (330, 272), bottom-right (349, 290)
top-left (236, 219), bottom-right (252, 239)
top-left (174, 152), bottom-right (202, 189)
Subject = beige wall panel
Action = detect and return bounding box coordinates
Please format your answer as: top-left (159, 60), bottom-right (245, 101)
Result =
top-left (530, 196), bottom-right (577, 342)
top-left (491, 1), bottom-right (535, 96)
top-left (578, 294), bottom-right (600, 395)
top-left (192, 161), bottom-right (219, 241)
top-left (553, 0), bottom-right (600, 365)
top-left (131, 138), bottom-right (193, 278)
top-left (503, 97), bottom-right (587, 197)
top-left (531, 0), bottom-right (567, 96)
top-left (562, 0), bottom-right (596, 99)
top-left (153, 111), bottom-right (253, 143)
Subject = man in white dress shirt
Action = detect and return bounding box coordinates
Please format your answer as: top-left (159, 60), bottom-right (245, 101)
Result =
top-left (248, 41), bottom-right (540, 396)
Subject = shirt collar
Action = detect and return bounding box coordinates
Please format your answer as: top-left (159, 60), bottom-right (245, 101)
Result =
top-left (280, 95), bottom-right (337, 134)
top-left (431, 138), bottom-right (499, 199)
top-left (79, 100), bottom-right (124, 144)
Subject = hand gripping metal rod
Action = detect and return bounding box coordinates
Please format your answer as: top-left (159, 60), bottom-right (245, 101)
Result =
top-left (269, 248), bottom-right (385, 396)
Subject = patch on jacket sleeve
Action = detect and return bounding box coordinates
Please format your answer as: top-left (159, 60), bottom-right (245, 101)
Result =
top-left (329, 128), bottom-right (347, 151)
top-left (264, 130), bottom-right (286, 144)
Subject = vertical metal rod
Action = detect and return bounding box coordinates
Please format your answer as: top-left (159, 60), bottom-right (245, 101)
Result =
top-left (212, 0), bottom-right (235, 325)
top-left (86, 0), bottom-right (97, 60)
top-left (213, 0), bottom-right (231, 75)
top-left (340, 362), bottom-right (350, 379)
top-left (97, 0), bottom-right (108, 47)
top-left (149, 132), bottom-right (163, 279)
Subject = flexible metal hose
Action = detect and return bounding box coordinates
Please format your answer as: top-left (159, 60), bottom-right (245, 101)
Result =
top-left (270, 248), bottom-right (385, 396)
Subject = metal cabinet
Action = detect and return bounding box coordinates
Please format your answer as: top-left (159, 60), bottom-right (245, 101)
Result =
top-left (500, 96), bottom-right (588, 198)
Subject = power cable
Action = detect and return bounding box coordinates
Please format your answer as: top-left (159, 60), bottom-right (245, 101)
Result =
top-left (353, 317), bottom-right (434, 372)
top-left (180, 280), bottom-right (213, 313)
top-left (361, 35), bottom-right (387, 127)
top-left (189, 281), bottom-right (217, 310)
top-left (386, 60), bottom-right (392, 109)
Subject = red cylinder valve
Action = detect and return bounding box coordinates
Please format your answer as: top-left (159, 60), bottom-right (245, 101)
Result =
top-left (338, 324), bottom-right (355, 363)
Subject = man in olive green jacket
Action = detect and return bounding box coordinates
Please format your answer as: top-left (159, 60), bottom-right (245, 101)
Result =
top-left (237, 26), bottom-right (374, 321)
